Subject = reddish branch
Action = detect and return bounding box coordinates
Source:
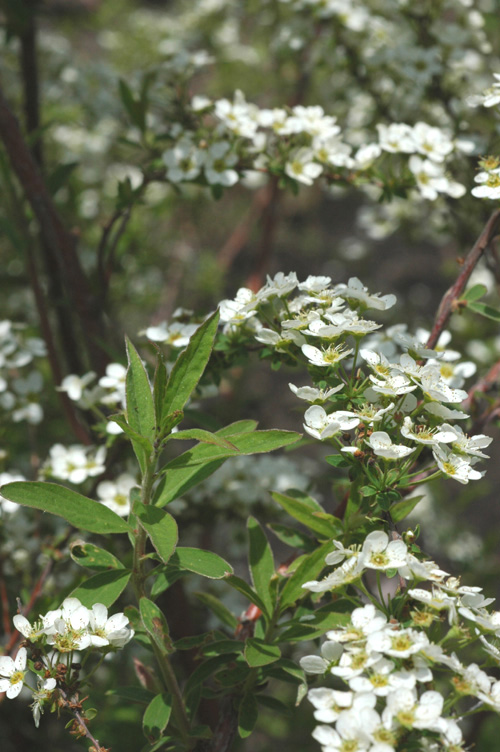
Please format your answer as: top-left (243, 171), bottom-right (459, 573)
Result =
top-left (426, 209), bottom-right (500, 350)
top-left (0, 82), bottom-right (108, 373)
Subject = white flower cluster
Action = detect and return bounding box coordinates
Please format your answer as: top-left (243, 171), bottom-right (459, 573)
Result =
top-left (0, 320), bottom-right (47, 425)
top-left (300, 533), bottom-right (500, 751)
top-left (467, 72), bottom-right (500, 109)
top-left (13, 597), bottom-right (134, 652)
top-left (2, 598), bottom-right (133, 725)
top-left (471, 156), bottom-right (500, 200)
top-left (42, 443), bottom-right (107, 484)
top-left (160, 92), bottom-right (467, 201)
top-left (219, 272), bottom-right (490, 485)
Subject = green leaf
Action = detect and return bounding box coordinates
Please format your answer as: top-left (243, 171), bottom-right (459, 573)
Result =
top-left (244, 638), bottom-right (281, 667)
top-left (225, 574), bottom-right (268, 614)
top-left (264, 658), bottom-right (305, 685)
top-left (140, 597), bottom-right (173, 655)
top-left (69, 569), bottom-right (131, 608)
top-left (193, 592), bottom-right (238, 630)
top-left (256, 695), bottom-right (291, 716)
top-left (170, 547), bottom-right (233, 579)
top-left (389, 495), bottom-right (424, 522)
top-left (47, 161), bottom-right (78, 195)
top-left (462, 284), bottom-right (487, 302)
top-left (167, 429), bottom-right (238, 451)
top-left (279, 541), bottom-right (333, 610)
top-left (134, 504), bottom-right (178, 564)
top-left (467, 301), bottom-right (500, 322)
top-left (324, 454), bottom-right (350, 468)
top-left (126, 337), bottom-right (156, 444)
top-left (238, 693), bottom-right (258, 739)
top-left (247, 517), bottom-right (275, 616)
top-left (0, 482), bottom-right (132, 535)
top-left (70, 542), bottom-right (125, 570)
top-left (162, 429), bottom-right (301, 470)
top-left (143, 693), bottom-right (172, 742)
top-left (162, 310), bottom-right (220, 422)
top-left (271, 491), bottom-right (341, 539)
top-left (106, 686), bottom-right (154, 705)
top-left (201, 639), bottom-right (243, 657)
top-left (267, 523), bottom-right (315, 551)
top-left (119, 79), bottom-right (146, 131)
top-left (184, 654), bottom-right (230, 697)
top-left (153, 356), bottom-right (168, 423)
top-left (154, 421), bottom-right (259, 506)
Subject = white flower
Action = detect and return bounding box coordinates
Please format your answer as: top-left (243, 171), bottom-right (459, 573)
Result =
top-left (285, 148), bottom-right (323, 185)
top-left (432, 445), bottom-right (482, 484)
top-left (442, 423), bottom-right (492, 459)
top-left (382, 688), bottom-right (444, 730)
top-left (0, 647), bottom-right (27, 698)
top-left (327, 603), bottom-right (387, 643)
top-left (258, 272), bottom-right (299, 299)
top-left (368, 627), bottom-right (429, 660)
top-left (301, 343), bottom-right (353, 368)
top-left (99, 362), bottom-right (127, 406)
top-left (289, 382), bottom-right (344, 402)
top-left (411, 122), bottom-right (454, 163)
top-left (334, 277), bottom-right (396, 310)
top-left (88, 603), bottom-right (134, 647)
top-left (143, 321), bottom-right (198, 347)
top-left (360, 531), bottom-right (408, 571)
top-left (367, 431), bottom-right (414, 460)
top-left (46, 444), bottom-right (107, 484)
top-left (96, 473), bottom-right (137, 516)
top-left (400, 417), bottom-right (456, 446)
top-left (303, 405), bottom-right (359, 440)
top-left (204, 141), bottom-right (239, 186)
top-left (408, 156), bottom-right (450, 200)
top-left (420, 367), bottom-right (468, 403)
top-left (57, 372), bottom-right (96, 401)
top-left (162, 137), bottom-right (206, 182)
top-left (377, 123), bottom-right (415, 154)
top-left (307, 687), bottom-right (353, 723)
top-left (300, 641), bottom-right (343, 675)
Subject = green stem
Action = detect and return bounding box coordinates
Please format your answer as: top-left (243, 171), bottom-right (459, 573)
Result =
top-left (131, 456), bottom-right (192, 748)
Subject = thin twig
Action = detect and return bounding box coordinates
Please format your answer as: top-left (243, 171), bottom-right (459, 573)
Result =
top-left (0, 82), bottom-right (108, 373)
top-left (426, 209), bottom-right (500, 350)
top-left (58, 687), bottom-right (109, 752)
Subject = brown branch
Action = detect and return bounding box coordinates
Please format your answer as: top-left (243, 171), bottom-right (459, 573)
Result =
top-left (58, 688), bottom-right (109, 752)
top-left (426, 209), bottom-right (500, 350)
top-left (0, 82), bottom-right (108, 373)
top-left (26, 243), bottom-right (92, 444)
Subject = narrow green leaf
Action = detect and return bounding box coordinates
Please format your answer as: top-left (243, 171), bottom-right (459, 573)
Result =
top-left (271, 491), bottom-right (341, 539)
top-left (0, 481), bottom-right (131, 534)
top-left (134, 503), bottom-right (178, 564)
top-left (107, 686), bottom-right (154, 705)
top-left (264, 658), bottom-right (305, 685)
top-left (170, 547), bottom-right (233, 579)
top-left (244, 638), bottom-right (281, 667)
top-left (267, 523), bottom-right (315, 551)
top-left (201, 640), bottom-right (243, 657)
top-left (143, 693), bottom-right (172, 742)
top-left (256, 695), bottom-right (291, 716)
top-left (154, 421), bottom-right (259, 506)
top-left (70, 542), bottom-right (125, 570)
top-left (167, 429), bottom-right (238, 450)
top-left (184, 655), bottom-right (230, 697)
top-left (153, 357), bottom-right (168, 426)
top-left (140, 597), bottom-right (173, 655)
top-left (238, 693), bottom-right (258, 739)
top-left (467, 300), bottom-right (500, 322)
top-left (225, 574), bottom-right (268, 615)
top-left (126, 337), bottom-right (156, 444)
top-left (193, 592), bottom-right (238, 630)
top-left (247, 517), bottom-right (275, 616)
top-left (69, 569), bottom-right (131, 608)
top-left (163, 429), bottom-right (302, 470)
top-left (119, 79), bottom-right (145, 130)
top-left (279, 541), bottom-right (333, 610)
top-left (162, 310), bottom-right (220, 421)
top-left (462, 283), bottom-right (487, 302)
top-left (389, 495), bottom-right (424, 522)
